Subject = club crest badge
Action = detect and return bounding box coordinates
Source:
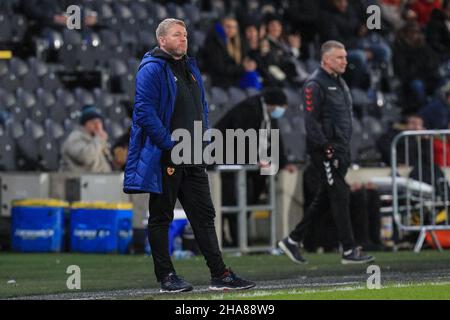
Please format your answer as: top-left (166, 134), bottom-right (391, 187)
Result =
top-left (167, 167), bottom-right (175, 176)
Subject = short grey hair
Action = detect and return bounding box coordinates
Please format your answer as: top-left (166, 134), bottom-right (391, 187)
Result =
top-left (320, 40), bottom-right (345, 60)
top-left (155, 18), bottom-right (186, 43)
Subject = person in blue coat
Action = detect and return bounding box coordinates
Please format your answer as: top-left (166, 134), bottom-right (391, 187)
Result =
top-left (123, 18), bottom-right (255, 293)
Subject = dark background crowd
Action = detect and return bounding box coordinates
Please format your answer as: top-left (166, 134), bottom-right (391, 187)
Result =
top-left (1, 0), bottom-right (449, 172)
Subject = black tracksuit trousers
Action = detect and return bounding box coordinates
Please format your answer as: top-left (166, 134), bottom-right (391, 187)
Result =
top-left (148, 165), bottom-right (226, 282)
top-left (289, 152), bottom-right (356, 251)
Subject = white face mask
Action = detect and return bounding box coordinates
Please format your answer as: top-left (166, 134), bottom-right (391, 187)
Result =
top-left (270, 106), bottom-right (286, 119)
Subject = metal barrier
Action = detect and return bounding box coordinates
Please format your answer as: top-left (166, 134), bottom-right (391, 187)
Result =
top-left (391, 130), bottom-right (450, 252)
top-left (216, 165), bottom-right (276, 253)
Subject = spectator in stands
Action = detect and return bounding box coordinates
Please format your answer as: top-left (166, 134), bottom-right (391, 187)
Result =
top-left (322, 0), bottom-right (370, 88)
top-left (425, 0), bottom-right (450, 63)
top-left (380, 0), bottom-right (416, 31)
top-left (284, 29), bottom-right (311, 85)
top-left (418, 80), bottom-right (450, 129)
top-left (393, 21), bottom-right (440, 113)
top-left (408, 0), bottom-right (442, 26)
top-left (61, 105), bottom-right (112, 173)
top-left (377, 113), bottom-right (425, 165)
top-left (284, 0), bottom-right (322, 58)
top-left (261, 14), bottom-right (306, 87)
top-left (201, 16), bottom-right (261, 89)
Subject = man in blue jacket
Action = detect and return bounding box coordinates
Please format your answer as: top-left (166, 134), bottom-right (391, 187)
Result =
top-left (123, 18), bottom-right (255, 293)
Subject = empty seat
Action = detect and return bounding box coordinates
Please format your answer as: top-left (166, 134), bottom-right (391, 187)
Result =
top-left (59, 44), bottom-right (78, 70)
top-left (130, 2), bottom-right (149, 21)
top-left (77, 44), bottom-right (97, 70)
top-left (0, 132), bottom-right (16, 171)
top-left (41, 72), bottom-right (62, 91)
top-left (38, 135), bottom-right (60, 171)
top-left (0, 14), bottom-right (12, 43)
top-left (63, 29), bottom-right (83, 46)
top-left (10, 14), bottom-right (27, 43)
top-left (209, 87), bottom-right (229, 107)
top-left (94, 89), bottom-right (115, 110)
top-left (107, 99), bottom-right (128, 122)
top-left (104, 119), bottom-right (125, 141)
top-left (74, 87), bottom-right (95, 106)
top-left (228, 87), bottom-right (247, 106)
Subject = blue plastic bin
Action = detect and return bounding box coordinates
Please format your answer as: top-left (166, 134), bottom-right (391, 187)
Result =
top-left (70, 202), bottom-right (133, 254)
top-left (11, 199), bottom-right (68, 252)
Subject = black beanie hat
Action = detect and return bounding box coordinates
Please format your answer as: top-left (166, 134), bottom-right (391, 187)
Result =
top-left (80, 105), bottom-right (103, 125)
top-left (263, 87), bottom-right (288, 106)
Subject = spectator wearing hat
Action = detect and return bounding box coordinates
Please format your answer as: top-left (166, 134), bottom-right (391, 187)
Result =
top-left (60, 105), bottom-right (112, 173)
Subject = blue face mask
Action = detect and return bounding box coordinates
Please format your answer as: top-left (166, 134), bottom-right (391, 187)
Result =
top-left (270, 106), bottom-right (286, 119)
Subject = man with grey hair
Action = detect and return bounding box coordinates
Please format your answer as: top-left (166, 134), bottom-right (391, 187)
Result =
top-left (123, 18), bottom-right (255, 292)
top-left (278, 40), bottom-right (375, 265)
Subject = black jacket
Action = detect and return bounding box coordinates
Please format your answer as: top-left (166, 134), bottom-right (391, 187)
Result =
top-left (426, 9), bottom-right (450, 62)
top-left (303, 68), bottom-right (353, 157)
top-left (200, 27), bottom-right (244, 88)
top-left (214, 95), bottom-right (287, 168)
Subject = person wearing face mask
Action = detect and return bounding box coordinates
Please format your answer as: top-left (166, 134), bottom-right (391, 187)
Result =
top-left (278, 40), bottom-right (375, 265)
top-left (214, 86), bottom-right (296, 248)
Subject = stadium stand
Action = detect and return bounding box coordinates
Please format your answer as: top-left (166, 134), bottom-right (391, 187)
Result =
top-left (0, 0), bottom-right (449, 172)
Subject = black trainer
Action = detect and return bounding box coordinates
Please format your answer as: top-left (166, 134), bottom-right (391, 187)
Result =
top-left (341, 247), bottom-right (375, 265)
top-left (210, 268), bottom-right (256, 291)
top-left (278, 237), bottom-right (308, 264)
top-left (160, 273), bottom-right (193, 293)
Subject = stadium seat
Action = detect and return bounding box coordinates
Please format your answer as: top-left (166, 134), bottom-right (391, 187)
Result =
top-left (149, 2), bottom-right (168, 21)
top-left (138, 30), bottom-right (157, 51)
top-left (94, 89), bottom-right (115, 111)
top-left (107, 99), bottom-right (128, 122)
top-left (246, 87), bottom-right (260, 97)
top-left (77, 44), bottom-right (97, 70)
top-left (166, 3), bottom-right (186, 20)
top-left (22, 73), bottom-right (40, 92)
top-left (0, 131), bottom-right (16, 171)
top-left (10, 57), bottom-right (29, 78)
top-left (103, 119), bottom-right (125, 141)
top-left (28, 57), bottom-right (48, 78)
top-left (10, 14), bottom-right (27, 43)
top-left (37, 134), bottom-right (60, 171)
top-left (228, 87), bottom-right (247, 107)
top-left (0, 89), bottom-right (17, 110)
top-left (41, 72), bottom-right (62, 91)
top-left (63, 29), bottom-right (83, 46)
top-left (183, 3), bottom-right (201, 25)
top-left (44, 119), bottom-right (65, 142)
top-left (74, 87), bottom-right (95, 107)
top-left (59, 44), bottom-right (78, 70)
top-left (130, 2), bottom-right (149, 21)
top-left (16, 88), bottom-right (36, 120)
top-left (209, 87), bottom-right (229, 107)
top-left (0, 14), bottom-right (12, 43)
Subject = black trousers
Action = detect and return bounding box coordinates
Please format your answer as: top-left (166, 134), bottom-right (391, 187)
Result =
top-left (290, 153), bottom-right (356, 251)
top-left (148, 166), bottom-right (226, 282)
